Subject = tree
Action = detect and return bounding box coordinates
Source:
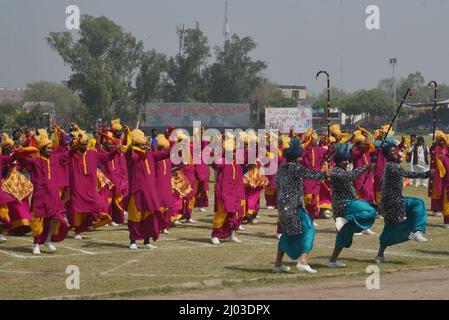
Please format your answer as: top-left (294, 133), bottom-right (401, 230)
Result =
top-left (341, 89), bottom-right (394, 124)
top-left (165, 28), bottom-right (210, 102)
top-left (47, 15), bottom-right (143, 123)
top-left (15, 105), bottom-right (47, 128)
top-left (206, 35), bottom-right (267, 103)
top-left (0, 102), bottom-right (19, 130)
top-left (311, 87), bottom-right (349, 110)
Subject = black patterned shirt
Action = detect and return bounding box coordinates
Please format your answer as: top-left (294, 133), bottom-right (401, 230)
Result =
top-left (381, 161), bottom-right (429, 224)
top-left (330, 166), bottom-right (368, 218)
top-left (276, 162), bottom-right (328, 235)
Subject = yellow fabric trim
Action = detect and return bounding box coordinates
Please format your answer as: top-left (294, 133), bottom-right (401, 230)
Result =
top-left (0, 205), bottom-right (10, 223)
top-left (145, 159), bottom-right (151, 174)
top-left (31, 214), bottom-right (44, 237)
top-left (436, 156), bottom-right (446, 178)
top-left (170, 214), bottom-right (183, 223)
top-left (80, 152), bottom-right (87, 176)
top-left (163, 160), bottom-right (167, 176)
top-left (127, 196), bottom-right (152, 222)
top-left (232, 162), bottom-right (236, 180)
top-left (112, 159), bottom-right (115, 171)
top-left (443, 188), bottom-right (449, 216)
top-left (92, 212), bottom-right (112, 229)
top-left (40, 157), bottom-right (51, 180)
top-left (264, 188), bottom-right (275, 196)
top-left (113, 194), bottom-right (125, 211)
top-left (212, 200), bottom-right (230, 229)
top-left (12, 219), bottom-right (31, 230)
top-left (304, 194), bottom-right (313, 206)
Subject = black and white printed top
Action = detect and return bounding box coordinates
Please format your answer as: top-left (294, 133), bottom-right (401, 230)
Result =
top-left (381, 161), bottom-right (429, 224)
top-left (330, 166), bottom-right (368, 218)
top-left (276, 162), bottom-right (328, 235)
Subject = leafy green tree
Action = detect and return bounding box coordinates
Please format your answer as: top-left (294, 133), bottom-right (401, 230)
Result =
top-left (165, 28), bottom-right (210, 102)
top-left (311, 87), bottom-right (349, 110)
top-left (342, 89), bottom-right (394, 119)
top-left (0, 102), bottom-right (19, 130)
top-left (47, 15), bottom-right (143, 123)
top-left (206, 35), bottom-right (267, 103)
top-left (15, 105), bottom-right (47, 128)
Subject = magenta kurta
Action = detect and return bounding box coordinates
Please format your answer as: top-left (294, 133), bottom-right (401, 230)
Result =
top-left (430, 145), bottom-right (447, 212)
top-left (194, 141), bottom-right (210, 208)
top-left (155, 158), bottom-right (173, 230)
top-left (301, 145), bottom-right (326, 218)
top-left (352, 147), bottom-right (375, 203)
top-left (212, 158), bottom-right (245, 239)
top-left (65, 149), bottom-right (116, 232)
top-left (24, 155), bottom-right (69, 244)
top-left (125, 148), bottom-right (170, 241)
top-left (264, 151), bottom-right (286, 208)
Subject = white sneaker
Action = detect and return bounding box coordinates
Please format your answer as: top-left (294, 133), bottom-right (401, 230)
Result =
top-left (266, 206), bottom-right (275, 210)
top-left (210, 237), bottom-right (220, 245)
top-left (327, 261), bottom-right (346, 268)
top-left (74, 234), bottom-right (83, 240)
top-left (144, 243), bottom-right (157, 250)
top-left (409, 231), bottom-right (429, 243)
top-left (162, 229), bottom-right (169, 234)
top-left (323, 209), bottom-right (333, 218)
top-left (0, 234), bottom-right (6, 242)
top-left (130, 243), bottom-right (138, 250)
top-left (335, 217), bottom-right (348, 232)
top-left (296, 263), bottom-right (317, 273)
top-left (172, 220), bottom-right (182, 226)
top-left (313, 222), bottom-right (319, 227)
top-left (374, 256), bottom-right (385, 263)
top-left (230, 235), bottom-right (242, 243)
top-left (186, 218), bottom-right (196, 223)
top-left (109, 222), bottom-right (119, 227)
top-left (431, 211), bottom-right (443, 217)
top-left (250, 219), bottom-right (258, 225)
top-left (276, 233), bottom-right (282, 240)
top-left (200, 208), bottom-right (207, 213)
top-left (87, 226), bottom-right (94, 231)
top-left (272, 265), bottom-right (290, 273)
top-left (362, 228), bottom-right (376, 235)
top-left (44, 241), bottom-right (57, 252)
top-left (33, 244), bottom-right (41, 255)
top-left (238, 225), bottom-right (245, 231)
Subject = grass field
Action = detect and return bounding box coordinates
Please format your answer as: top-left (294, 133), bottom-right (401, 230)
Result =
top-left (0, 183), bottom-right (448, 300)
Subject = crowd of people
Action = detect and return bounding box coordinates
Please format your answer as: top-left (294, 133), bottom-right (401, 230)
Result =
top-left (0, 120), bottom-right (447, 275)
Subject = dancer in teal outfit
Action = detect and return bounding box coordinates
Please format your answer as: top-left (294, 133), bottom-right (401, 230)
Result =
top-left (375, 142), bottom-right (432, 263)
top-left (327, 144), bottom-right (377, 268)
top-left (272, 138), bottom-right (331, 274)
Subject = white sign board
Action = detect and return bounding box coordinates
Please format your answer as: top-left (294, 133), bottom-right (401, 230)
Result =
top-left (265, 107), bottom-right (313, 133)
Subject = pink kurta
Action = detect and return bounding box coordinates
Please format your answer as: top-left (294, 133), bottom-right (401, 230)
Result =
top-left (24, 155), bottom-right (69, 244)
top-left (156, 158), bottom-right (173, 230)
top-left (430, 145), bottom-right (447, 212)
top-left (352, 147), bottom-right (375, 203)
top-left (301, 145), bottom-right (326, 218)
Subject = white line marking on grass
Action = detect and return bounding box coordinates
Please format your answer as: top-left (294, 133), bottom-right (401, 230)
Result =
top-left (58, 246), bottom-right (96, 255)
top-left (99, 259), bottom-right (138, 276)
top-left (0, 249), bottom-right (27, 258)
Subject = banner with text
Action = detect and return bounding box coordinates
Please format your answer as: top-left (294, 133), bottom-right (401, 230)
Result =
top-left (265, 107), bottom-right (313, 133)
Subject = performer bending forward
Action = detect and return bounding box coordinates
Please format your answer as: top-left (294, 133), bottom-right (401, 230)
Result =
top-left (375, 142), bottom-right (431, 263)
top-left (327, 145), bottom-right (377, 267)
top-left (272, 138), bottom-right (330, 273)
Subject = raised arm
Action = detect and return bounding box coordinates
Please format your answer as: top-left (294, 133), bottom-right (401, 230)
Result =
top-left (390, 162), bottom-right (429, 179)
top-left (297, 164), bottom-right (328, 181)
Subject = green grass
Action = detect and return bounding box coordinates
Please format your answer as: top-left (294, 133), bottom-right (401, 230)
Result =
top-left (0, 184), bottom-right (448, 299)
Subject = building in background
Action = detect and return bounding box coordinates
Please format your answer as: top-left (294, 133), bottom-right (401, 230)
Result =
top-left (312, 107), bottom-right (342, 132)
top-left (0, 88), bottom-right (25, 103)
top-left (275, 85), bottom-right (307, 105)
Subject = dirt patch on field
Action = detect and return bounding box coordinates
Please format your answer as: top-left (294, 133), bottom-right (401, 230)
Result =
top-left (136, 266), bottom-right (449, 300)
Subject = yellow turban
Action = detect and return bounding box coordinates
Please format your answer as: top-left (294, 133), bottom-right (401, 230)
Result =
top-left (176, 130), bottom-right (189, 142)
top-left (328, 136), bottom-right (336, 144)
top-left (379, 124), bottom-right (395, 136)
top-left (281, 135), bottom-right (291, 150)
top-left (131, 129), bottom-right (147, 145)
top-left (238, 131), bottom-right (248, 144)
top-left (247, 131), bottom-right (258, 144)
top-left (157, 134), bottom-right (170, 150)
top-left (330, 124), bottom-right (342, 136)
top-left (71, 130), bottom-right (89, 147)
top-left (436, 130), bottom-right (448, 145)
top-left (111, 118), bottom-right (123, 132)
top-left (223, 138), bottom-right (235, 152)
top-left (35, 129), bottom-right (52, 150)
top-left (353, 130), bottom-right (366, 144)
top-left (0, 133), bottom-right (14, 147)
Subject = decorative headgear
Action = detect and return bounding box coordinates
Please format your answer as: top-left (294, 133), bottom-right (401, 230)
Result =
top-left (156, 134), bottom-right (170, 150)
top-left (35, 129), bottom-right (52, 150)
top-left (111, 119), bottom-right (123, 132)
top-left (0, 133), bottom-right (14, 147)
top-left (334, 143), bottom-right (352, 163)
top-left (284, 138), bottom-right (303, 161)
top-left (352, 130), bottom-right (366, 144)
top-left (131, 129), bottom-right (147, 145)
top-left (381, 141), bottom-right (397, 158)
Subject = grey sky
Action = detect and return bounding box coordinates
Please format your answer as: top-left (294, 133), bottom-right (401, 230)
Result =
top-left (1, 0), bottom-right (448, 94)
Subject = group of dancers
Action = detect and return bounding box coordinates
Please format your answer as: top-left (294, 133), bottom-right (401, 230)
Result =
top-left (0, 121), bottom-right (446, 275)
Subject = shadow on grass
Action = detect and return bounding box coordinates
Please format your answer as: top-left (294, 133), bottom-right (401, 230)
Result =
top-left (224, 265), bottom-right (276, 274)
top-left (315, 228), bottom-right (338, 235)
top-left (314, 256), bottom-right (406, 265)
top-left (427, 223), bottom-right (448, 228)
top-left (81, 240), bottom-right (129, 249)
top-left (0, 246), bottom-right (36, 254)
top-left (414, 249), bottom-right (449, 256)
top-left (238, 232), bottom-right (278, 241)
top-left (177, 237), bottom-right (213, 244)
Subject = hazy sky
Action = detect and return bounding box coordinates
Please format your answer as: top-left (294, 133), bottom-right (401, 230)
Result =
top-left (1, 0), bottom-right (448, 94)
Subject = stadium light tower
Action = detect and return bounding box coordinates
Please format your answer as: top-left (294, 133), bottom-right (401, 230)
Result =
top-left (224, 0), bottom-right (230, 41)
top-left (389, 57), bottom-right (397, 105)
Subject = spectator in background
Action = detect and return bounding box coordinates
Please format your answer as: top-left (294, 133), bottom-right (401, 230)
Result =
top-left (151, 129), bottom-right (158, 151)
top-left (410, 136), bottom-right (429, 187)
top-left (406, 134), bottom-right (416, 167)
